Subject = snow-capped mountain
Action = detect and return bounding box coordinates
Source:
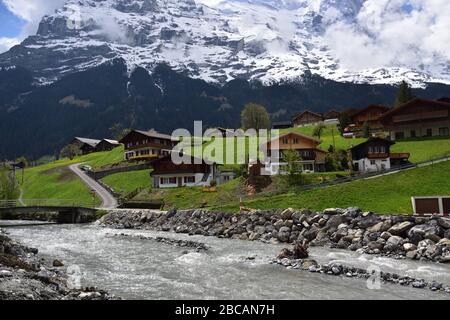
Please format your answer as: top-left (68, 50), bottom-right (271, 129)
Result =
top-left (0, 0), bottom-right (449, 87)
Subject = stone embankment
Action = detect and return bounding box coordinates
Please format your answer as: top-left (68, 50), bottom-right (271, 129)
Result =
top-left (0, 229), bottom-right (117, 300)
top-left (99, 208), bottom-right (450, 264)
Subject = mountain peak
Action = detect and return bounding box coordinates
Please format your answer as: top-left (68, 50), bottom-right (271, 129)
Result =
top-left (0, 0), bottom-right (448, 87)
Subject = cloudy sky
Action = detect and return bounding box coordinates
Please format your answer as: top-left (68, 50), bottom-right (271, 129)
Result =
top-left (0, 0), bottom-right (449, 72)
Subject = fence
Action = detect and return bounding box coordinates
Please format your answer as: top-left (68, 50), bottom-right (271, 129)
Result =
top-left (0, 199), bottom-right (92, 209)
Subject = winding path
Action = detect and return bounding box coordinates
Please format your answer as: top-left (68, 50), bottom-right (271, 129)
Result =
top-left (68, 164), bottom-right (118, 209)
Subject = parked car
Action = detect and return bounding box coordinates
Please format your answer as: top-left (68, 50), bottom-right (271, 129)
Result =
top-left (80, 165), bottom-right (92, 172)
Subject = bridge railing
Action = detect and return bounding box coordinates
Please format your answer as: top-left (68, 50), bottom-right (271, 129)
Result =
top-left (0, 199), bottom-right (94, 209)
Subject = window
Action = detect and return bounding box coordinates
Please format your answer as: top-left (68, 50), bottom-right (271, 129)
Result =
top-left (184, 176), bottom-right (195, 184)
top-left (395, 132), bottom-right (405, 140)
top-left (426, 129), bottom-right (433, 137)
top-left (293, 138), bottom-right (299, 144)
top-left (370, 160), bottom-right (376, 165)
top-left (282, 138), bottom-right (289, 145)
top-left (439, 127), bottom-right (449, 136)
top-left (161, 177), bottom-right (177, 185)
top-left (303, 164), bottom-right (314, 171)
top-left (223, 176), bottom-right (230, 182)
top-left (410, 130), bottom-right (416, 138)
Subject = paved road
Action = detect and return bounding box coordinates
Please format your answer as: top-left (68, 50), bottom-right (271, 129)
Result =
top-left (69, 164), bottom-right (118, 209)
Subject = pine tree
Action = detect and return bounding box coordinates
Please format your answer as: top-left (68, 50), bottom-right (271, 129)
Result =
top-left (395, 80), bottom-right (414, 107)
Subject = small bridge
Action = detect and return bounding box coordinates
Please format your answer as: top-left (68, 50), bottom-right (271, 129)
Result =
top-left (0, 200), bottom-right (98, 224)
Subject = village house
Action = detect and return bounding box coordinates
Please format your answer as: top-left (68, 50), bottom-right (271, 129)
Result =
top-left (150, 155), bottom-right (218, 188)
top-left (119, 130), bottom-right (177, 161)
top-left (348, 105), bottom-right (391, 135)
top-left (379, 98), bottom-right (450, 140)
top-left (349, 138), bottom-right (410, 173)
top-left (263, 132), bottom-right (327, 174)
top-left (292, 110), bottom-right (324, 127)
top-left (70, 137), bottom-right (101, 155)
top-left (324, 110), bottom-right (341, 120)
top-left (95, 139), bottom-right (121, 152)
top-left (272, 121), bottom-right (293, 130)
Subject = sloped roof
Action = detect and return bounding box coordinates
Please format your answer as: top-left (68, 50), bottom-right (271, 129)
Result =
top-left (100, 139), bottom-right (120, 145)
top-left (292, 110), bottom-right (324, 122)
top-left (265, 131), bottom-right (322, 148)
top-left (349, 137), bottom-right (395, 151)
top-left (74, 137), bottom-right (101, 148)
top-left (120, 129), bottom-right (178, 143)
top-left (379, 98), bottom-right (450, 121)
top-left (350, 105), bottom-right (391, 118)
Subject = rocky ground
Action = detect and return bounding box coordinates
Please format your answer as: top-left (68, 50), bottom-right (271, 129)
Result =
top-left (107, 232), bottom-right (209, 252)
top-left (271, 256), bottom-right (450, 295)
top-left (0, 228), bottom-right (117, 300)
top-left (100, 208), bottom-right (450, 264)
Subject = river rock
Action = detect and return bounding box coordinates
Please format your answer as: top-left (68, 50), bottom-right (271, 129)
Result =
top-left (387, 236), bottom-right (404, 246)
top-left (403, 243), bottom-right (417, 252)
top-left (277, 227), bottom-right (291, 242)
top-left (280, 208), bottom-right (294, 220)
top-left (406, 250), bottom-right (417, 259)
top-left (323, 208), bottom-right (341, 215)
top-left (437, 218), bottom-right (450, 229)
top-left (53, 259), bottom-right (64, 267)
top-left (388, 221), bottom-right (414, 236)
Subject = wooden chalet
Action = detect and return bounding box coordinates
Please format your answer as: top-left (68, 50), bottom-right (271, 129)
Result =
top-left (119, 130), bottom-right (178, 161)
top-left (95, 139), bottom-right (121, 152)
top-left (264, 132), bottom-right (327, 173)
top-left (324, 110), bottom-right (341, 120)
top-left (379, 98), bottom-right (450, 140)
top-left (150, 155), bottom-right (218, 188)
top-left (349, 138), bottom-right (410, 173)
top-left (349, 105), bottom-right (391, 134)
top-left (70, 137), bottom-right (101, 155)
top-left (292, 111), bottom-right (324, 127)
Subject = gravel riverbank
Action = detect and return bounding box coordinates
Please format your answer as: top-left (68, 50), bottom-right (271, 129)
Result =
top-left (0, 228), bottom-right (117, 300)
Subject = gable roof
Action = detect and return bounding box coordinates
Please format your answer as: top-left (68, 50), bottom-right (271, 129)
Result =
top-left (73, 137), bottom-right (101, 148)
top-left (266, 131), bottom-right (322, 146)
top-left (292, 110), bottom-right (324, 122)
top-left (379, 98), bottom-right (450, 121)
top-left (350, 105), bottom-right (391, 118)
top-left (119, 129), bottom-right (178, 143)
top-left (349, 137), bottom-right (395, 151)
top-left (100, 139), bottom-right (120, 145)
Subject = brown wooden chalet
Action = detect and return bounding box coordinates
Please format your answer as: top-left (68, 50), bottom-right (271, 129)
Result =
top-left (292, 110), bottom-right (324, 127)
top-left (264, 132), bottom-right (327, 172)
top-left (324, 110), bottom-right (341, 120)
top-left (349, 138), bottom-right (410, 173)
top-left (379, 98), bottom-right (450, 140)
top-left (150, 155), bottom-right (217, 188)
top-left (119, 130), bottom-right (178, 161)
top-left (349, 105), bottom-right (391, 133)
top-left (95, 139), bottom-right (121, 152)
top-left (70, 137), bottom-right (101, 155)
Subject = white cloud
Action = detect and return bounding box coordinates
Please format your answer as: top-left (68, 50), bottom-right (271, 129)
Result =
top-left (323, 0), bottom-right (450, 71)
top-left (0, 0), bottom-right (66, 52)
top-left (0, 37), bottom-right (20, 53)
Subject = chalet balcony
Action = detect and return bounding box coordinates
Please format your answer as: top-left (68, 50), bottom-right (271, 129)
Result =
top-left (128, 154), bottom-right (160, 161)
top-left (367, 152), bottom-right (389, 159)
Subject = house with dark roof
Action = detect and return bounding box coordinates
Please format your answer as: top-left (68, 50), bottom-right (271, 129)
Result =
top-left (272, 121), bottom-right (293, 130)
top-left (349, 138), bottom-right (410, 173)
top-left (292, 110), bottom-right (324, 127)
top-left (95, 139), bottom-right (121, 152)
top-left (348, 105), bottom-right (391, 134)
top-left (71, 137), bottom-right (101, 154)
top-left (379, 98), bottom-right (450, 140)
top-left (119, 130), bottom-right (178, 161)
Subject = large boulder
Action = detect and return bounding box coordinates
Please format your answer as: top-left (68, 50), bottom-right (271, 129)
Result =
top-left (367, 220), bottom-right (392, 233)
top-left (280, 208), bottom-right (294, 221)
top-left (277, 227), bottom-right (291, 242)
top-left (325, 215), bottom-right (345, 232)
top-left (388, 221), bottom-right (414, 236)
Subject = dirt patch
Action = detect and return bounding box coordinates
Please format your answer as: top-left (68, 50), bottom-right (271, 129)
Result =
top-left (42, 166), bottom-right (76, 182)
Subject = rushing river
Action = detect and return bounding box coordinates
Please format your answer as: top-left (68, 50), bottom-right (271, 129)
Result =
top-left (3, 222), bottom-right (450, 300)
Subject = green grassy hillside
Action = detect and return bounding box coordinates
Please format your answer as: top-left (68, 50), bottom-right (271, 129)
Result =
top-left (21, 147), bottom-right (124, 205)
top-left (215, 160), bottom-right (450, 214)
top-left (101, 169), bottom-right (152, 197)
